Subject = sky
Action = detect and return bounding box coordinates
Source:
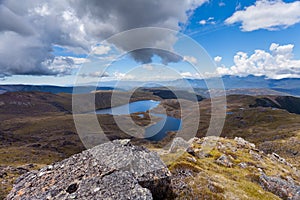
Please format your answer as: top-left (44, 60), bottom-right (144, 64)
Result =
top-left (1, 0), bottom-right (300, 85)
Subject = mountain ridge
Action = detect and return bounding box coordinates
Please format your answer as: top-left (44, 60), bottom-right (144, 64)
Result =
top-left (2, 75), bottom-right (300, 96)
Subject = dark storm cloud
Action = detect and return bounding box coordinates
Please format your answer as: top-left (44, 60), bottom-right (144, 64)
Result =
top-left (72, 0), bottom-right (205, 63)
top-left (0, 5), bottom-right (34, 36)
top-left (0, 0), bottom-right (206, 76)
top-left (130, 49), bottom-right (182, 64)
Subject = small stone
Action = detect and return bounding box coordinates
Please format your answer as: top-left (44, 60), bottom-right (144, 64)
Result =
top-left (215, 154), bottom-right (233, 168)
top-left (119, 139), bottom-right (131, 146)
top-left (187, 137), bottom-right (201, 144)
top-left (270, 152), bottom-right (290, 166)
top-left (186, 157), bottom-right (197, 163)
top-left (238, 162), bottom-right (248, 169)
top-left (234, 137), bottom-right (255, 149)
top-left (228, 155), bottom-right (235, 161)
top-left (0, 171), bottom-right (7, 178)
top-left (186, 147), bottom-right (196, 156)
top-left (38, 171), bottom-right (46, 177)
top-left (257, 168), bottom-right (263, 173)
top-left (27, 164), bottom-right (35, 168)
top-left (195, 150), bottom-right (212, 159)
top-left (250, 150), bottom-right (263, 161)
top-left (169, 137), bottom-right (190, 153)
top-left (69, 193), bottom-right (77, 199)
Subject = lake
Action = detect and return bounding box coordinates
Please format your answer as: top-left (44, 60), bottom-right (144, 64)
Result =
top-left (95, 100), bottom-right (160, 115)
top-left (96, 100), bottom-right (181, 141)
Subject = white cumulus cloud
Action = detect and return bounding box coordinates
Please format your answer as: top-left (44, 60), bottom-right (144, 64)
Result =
top-left (183, 56), bottom-right (198, 65)
top-left (225, 0), bottom-right (300, 31)
top-left (198, 17), bottom-right (215, 26)
top-left (92, 45), bottom-right (111, 55)
top-left (199, 20), bottom-right (206, 25)
top-left (214, 56), bottom-right (222, 63)
top-left (216, 43), bottom-right (300, 79)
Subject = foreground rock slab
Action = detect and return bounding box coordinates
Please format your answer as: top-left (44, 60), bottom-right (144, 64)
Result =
top-left (6, 140), bottom-right (171, 200)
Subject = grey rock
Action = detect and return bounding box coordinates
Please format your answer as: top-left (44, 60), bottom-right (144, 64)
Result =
top-left (238, 162), bottom-right (248, 169)
top-left (270, 152), bottom-right (294, 168)
top-left (250, 150), bottom-right (263, 161)
top-left (6, 140), bottom-right (171, 200)
top-left (186, 157), bottom-right (197, 163)
top-left (259, 173), bottom-right (300, 200)
top-left (215, 154), bottom-right (233, 168)
top-left (234, 137), bottom-right (255, 149)
top-left (169, 137), bottom-right (190, 153)
top-left (195, 149), bottom-right (213, 159)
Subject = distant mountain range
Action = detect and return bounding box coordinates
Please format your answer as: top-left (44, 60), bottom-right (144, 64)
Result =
top-left (0, 85), bottom-right (117, 94)
top-left (1, 75), bottom-right (300, 96)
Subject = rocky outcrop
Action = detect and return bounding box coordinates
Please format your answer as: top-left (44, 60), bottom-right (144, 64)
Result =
top-left (6, 140), bottom-right (171, 200)
top-left (165, 136), bottom-right (300, 200)
top-left (6, 136), bottom-right (300, 200)
top-left (259, 173), bottom-right (300, 200)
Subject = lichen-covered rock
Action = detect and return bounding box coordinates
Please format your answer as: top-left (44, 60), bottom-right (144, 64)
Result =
top-left (215, 154), bottom-right (233, 168)
top-left (6, 140), bottom-right (171, 200)
top-left (234, 137), bottom-right (256, 149)
top-left (165, 136), bottom-right (300, 200)
top-left (259, 173), bottom-right (300, 200)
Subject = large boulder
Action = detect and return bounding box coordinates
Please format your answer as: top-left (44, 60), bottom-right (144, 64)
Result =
top-left (6, 140), bottom-right (171, 200)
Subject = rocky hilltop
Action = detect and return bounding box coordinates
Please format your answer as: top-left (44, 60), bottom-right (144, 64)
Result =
top-left (6, 137), bottom-right (300, 200)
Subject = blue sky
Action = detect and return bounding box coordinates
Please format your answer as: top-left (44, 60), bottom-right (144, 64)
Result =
top-left (1, 0), bottom-right (300, 85)
top-left (186, 0), bottom-right (300, 66)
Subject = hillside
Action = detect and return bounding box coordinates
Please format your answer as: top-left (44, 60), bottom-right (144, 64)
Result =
top-left (1, 91), bottom-right (300, 199)
top-left (0, 92), bottom-right (72, 120)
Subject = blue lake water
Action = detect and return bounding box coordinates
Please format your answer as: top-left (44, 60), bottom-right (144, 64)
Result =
top-left (145, 113), bottom-right (181, 141)
top-left (95, 100), bottom-right (160, 115)
top-left (96, 100), bottom-right (181, 141)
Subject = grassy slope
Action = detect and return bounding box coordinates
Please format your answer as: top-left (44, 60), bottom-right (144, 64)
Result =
top-left (192, 95), bottom-right (300, 169)
top-left (160, 137), bottom-right (299, 200)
